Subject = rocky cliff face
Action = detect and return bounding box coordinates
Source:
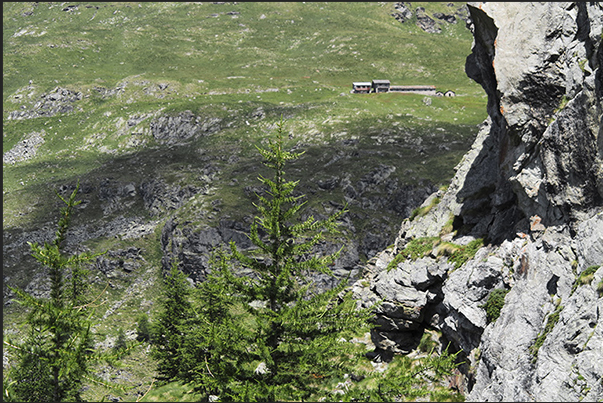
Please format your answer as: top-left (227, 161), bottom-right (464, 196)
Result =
top-left (356, 2), bottom-right (603, 401)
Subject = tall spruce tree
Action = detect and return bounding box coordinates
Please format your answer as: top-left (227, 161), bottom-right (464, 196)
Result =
top-left (150, 260), bottom-right (196, 383)
top-left (3, 183), bottom-right (129, 402)
top-left (170, 118), bottom-right (374, 402)
top-left (177, 250), bottom-right (252, 400)
top-left (151, 119), bottom-right (461, 401)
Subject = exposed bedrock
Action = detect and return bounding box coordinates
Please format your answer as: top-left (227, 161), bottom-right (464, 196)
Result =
top-left (357, 3), bottom-right (603, 401)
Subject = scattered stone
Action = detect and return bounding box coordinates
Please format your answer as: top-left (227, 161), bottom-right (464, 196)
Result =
top-left (433, 12), bottom-right (456, 24)
top-left (415, 7), bottom-right (441, 34)
top-left (391, 2), bottom-right (413, 23)
top-left (7, 87), bottom-right (82, 120)
top-left (3, 130), bottom-right (46, 164)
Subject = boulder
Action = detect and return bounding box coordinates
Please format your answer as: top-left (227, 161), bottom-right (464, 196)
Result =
top-left (415, 7), bottom-right (441, 34)
top-left (3, 130), bottom-right (46, 164)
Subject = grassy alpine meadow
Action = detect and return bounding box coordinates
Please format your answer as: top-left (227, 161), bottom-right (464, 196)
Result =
top-left (3, 2), bottom-right (485, 227)
top-left (4, 2), bottom-right (483, 401)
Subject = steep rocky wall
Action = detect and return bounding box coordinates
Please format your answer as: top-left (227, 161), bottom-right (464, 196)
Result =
top-left (465, 2), bottom-right (603, 237)
top-left (357, 2), bottom-right (603, 401)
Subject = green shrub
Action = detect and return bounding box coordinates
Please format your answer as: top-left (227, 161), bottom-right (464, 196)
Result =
top-left (554, 95), bottom-right (569, 113)
top-left (598, 279), bottom-right (603, 297)
top-left (409, 207), bottom-right (422, 221)
top-left (386, 252), bottom-right (405, 271)
top-left (388, 237), bottom-right (484, 272)
top-left (417, 331), bottom-right (438, 354)
top-left (479, 288), bottom-right (509, 323)
top-left (386, 237), bottom-right (440, 271)
top-left (579, 265), bottom-right (600, 285)
top-left (439, 214), bottom-right (456, 237)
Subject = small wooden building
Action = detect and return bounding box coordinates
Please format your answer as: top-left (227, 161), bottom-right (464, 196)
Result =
top-left (352, 82), bottom-right (372, 94)
top-left (371, 79), bottom-right (391, 93)
top-left (351, 80), bottom-right (441, 96)
top-left (389, 85), bottom-right (437, 95)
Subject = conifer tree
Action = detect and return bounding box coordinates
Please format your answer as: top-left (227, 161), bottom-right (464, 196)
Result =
top-left (177, 249), bottom-right (252, 400)
top-left (2, 183), bottom-right (128, 402)
top-left (135, 313), bottom-right (152, 343)
top-left (151, 118), bottom-right (461, 402)
top-left (113, 328), bottom-right (128, 353)
top-left (174, 118), bottom-right (374, 401)
top-left (150, 260), bottom-right (196, 383)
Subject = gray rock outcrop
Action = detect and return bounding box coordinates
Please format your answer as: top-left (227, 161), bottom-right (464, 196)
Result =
top-left (159, 215), bottom-right (362, 292)
top-left (391, 3), bottom-right (414, 24)
top-left (140, 178), bottom-right (203, 216)
top-left (415, 7), bottom-right (441, 34)
top-left (7, 87), bottom-right (82, 120)
top-left (3, 130), bottom-right (46, 164)
top-left (358, 2), bottom-right (603, 401)
top-left (150, 110), bottom-right (222, 144)
top-left (95, 247), bottom-right (145, 277)
top-left (391, 2), bottom-right (469, 31)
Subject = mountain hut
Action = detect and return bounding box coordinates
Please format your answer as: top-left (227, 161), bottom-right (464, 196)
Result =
top-left (371, 79), bottom-right (391, 93)
top-left (352, 82), bottom-right (372, 93)
top-left (388, 85), bottom-right (437, 95)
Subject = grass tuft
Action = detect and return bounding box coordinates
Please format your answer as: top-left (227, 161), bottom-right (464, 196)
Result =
top-left (410, 196), bottom-right (441, 221)
top-left (570, 265), bottom-right (601, 296)
top-left (479, 288), bottom-right (509, 323)
top-left (529, 300), bottom-right (564, 361)
top-left (448, 238), bottom-right (483, 269)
